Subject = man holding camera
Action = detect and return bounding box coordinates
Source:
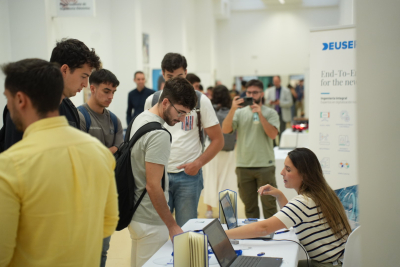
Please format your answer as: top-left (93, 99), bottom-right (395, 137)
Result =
top-left (222, 79), bottom-right (279, 219)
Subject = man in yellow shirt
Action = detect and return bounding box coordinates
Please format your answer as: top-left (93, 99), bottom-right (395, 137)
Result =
top-left (0, 59), bottom-right (119, 267)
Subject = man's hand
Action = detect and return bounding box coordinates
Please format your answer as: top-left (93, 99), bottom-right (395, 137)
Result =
top-left (250, 102), bottom-right (262, 115)
top-left (232, 96), bottom-right (244, 110)
top-left (109, 146), bottom-right (118, 154)
top-left (168, 224), bottom-right (184, 242)
top-left (177, 161), bottom-right (202, 176)
top-left (272, 99), bottom-right (280, 105)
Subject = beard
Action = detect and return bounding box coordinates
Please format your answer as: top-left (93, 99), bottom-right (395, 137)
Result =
top-left (163, 106), bottom-right (180, 126)
top-left (9, 107), bottom-right (24, 132)
top-left (254, 96), bottom-right (262, 105)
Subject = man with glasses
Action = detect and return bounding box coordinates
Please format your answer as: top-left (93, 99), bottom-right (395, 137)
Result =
top-left (222, 79), bottom-right (280, 219)
top-left (128, 77), bottom-right (197, 267)
top-left (144, 53), bottom-right (223, 228)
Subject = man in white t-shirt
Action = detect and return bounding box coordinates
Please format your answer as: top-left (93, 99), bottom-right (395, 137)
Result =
top-left (144, 53), bottom-right (224, 226)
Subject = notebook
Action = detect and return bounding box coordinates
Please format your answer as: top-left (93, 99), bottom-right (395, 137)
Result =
top-left (219, 193), bottom-right (274, 239)
top-left (203, 219), bottom-right (283, 267)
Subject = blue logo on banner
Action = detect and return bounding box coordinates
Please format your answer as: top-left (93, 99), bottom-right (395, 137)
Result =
top-left (322, 41), bottom-right (356, 51)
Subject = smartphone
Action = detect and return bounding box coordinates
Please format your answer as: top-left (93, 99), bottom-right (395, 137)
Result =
top-left (241, 97), bottom-right (253, 107)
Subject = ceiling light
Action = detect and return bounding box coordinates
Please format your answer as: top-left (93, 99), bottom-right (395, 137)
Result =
top-left (279, 0), bottom-right (285, 4)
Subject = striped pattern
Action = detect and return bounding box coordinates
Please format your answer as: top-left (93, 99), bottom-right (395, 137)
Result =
top-left (274, 195), bottom-right (346, 263)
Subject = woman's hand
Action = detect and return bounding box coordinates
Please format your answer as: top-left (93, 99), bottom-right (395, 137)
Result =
top-left (258, 184), bottom-right (282, 198)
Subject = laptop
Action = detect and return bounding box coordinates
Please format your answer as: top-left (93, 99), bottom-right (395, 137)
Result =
top-left (219, 193), bottom-right (274, 239)
top-left (203, 219), bottom-right (283, 267)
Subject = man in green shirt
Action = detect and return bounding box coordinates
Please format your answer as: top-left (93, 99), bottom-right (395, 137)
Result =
top-left (222, 79), bottom-right (280, 219)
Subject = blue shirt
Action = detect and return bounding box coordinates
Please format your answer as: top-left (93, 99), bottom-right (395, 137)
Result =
top-left (126, 87), bottom-right (155, 125)
top-left (295, 85), bottom-right (304, 101)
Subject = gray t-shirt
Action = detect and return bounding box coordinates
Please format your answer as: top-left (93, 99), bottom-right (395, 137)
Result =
top-left (78, 103), bottom-right (123, 148)
top-left (129, 110), bottom-right (170, 225)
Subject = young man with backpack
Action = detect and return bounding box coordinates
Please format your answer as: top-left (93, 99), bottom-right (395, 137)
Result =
top-left (0, 38), bottom-right (101, 152)
top-left (128, 77), bottom-right (197, 266)
top-left (144, 53), bottom-right (224, 227)
top-left (77, 69), bottom-right (123, 267)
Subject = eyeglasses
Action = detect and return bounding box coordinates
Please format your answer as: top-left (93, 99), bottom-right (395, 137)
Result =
top-left (246, 90), bottom-right (262, 96)
top-left (169, 99), bottom-right (191, 118)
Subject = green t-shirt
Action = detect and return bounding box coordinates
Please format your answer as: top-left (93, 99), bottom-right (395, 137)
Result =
top-left (232, 106), bottom-right (279, 167)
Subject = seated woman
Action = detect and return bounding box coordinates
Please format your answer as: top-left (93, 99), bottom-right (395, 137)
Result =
top-left (226, 148), bottom-right (351, 267)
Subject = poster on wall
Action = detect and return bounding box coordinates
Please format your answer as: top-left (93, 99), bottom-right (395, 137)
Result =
top-left (309, 26), bottom-right (357, 190)
top-left (142, 33), bottom-right (150, 88)
top-left (57, 0), bottom-right (95, 17)
top-left (152, 69), bottom-right (164, 91)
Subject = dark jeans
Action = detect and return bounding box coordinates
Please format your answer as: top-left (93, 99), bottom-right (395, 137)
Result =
top-left (235, 166), bottom-right (277, 219)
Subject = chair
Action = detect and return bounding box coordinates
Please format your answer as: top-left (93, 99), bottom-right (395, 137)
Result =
top-left (342, 226), bottom-right (361, 267)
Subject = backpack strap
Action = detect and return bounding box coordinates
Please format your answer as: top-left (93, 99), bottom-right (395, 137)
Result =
top-left (77, 105), bottom-right (91, 133)
top-left (194, 90), bottom-right (204, 151)
top-left (63, 98), bottom-right (80, 129)
top-left (0, 106), bottom-right (8, 152)
top-left (151, 90), bottom-right (162, 107)
top-left (109, 111), bottom-right (118, 135)
top-left (128, 122), bottom-right (171, 213)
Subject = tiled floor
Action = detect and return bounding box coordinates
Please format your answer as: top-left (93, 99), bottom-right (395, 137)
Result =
top-left (105, 195), bottom-right (246, 267)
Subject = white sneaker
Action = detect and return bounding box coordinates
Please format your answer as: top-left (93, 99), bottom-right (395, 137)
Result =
top-left (205, 210), bottom-right (213, 219)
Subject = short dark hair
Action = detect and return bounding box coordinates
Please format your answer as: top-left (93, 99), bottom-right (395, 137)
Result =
top-left (199, 84), bottom-right (204, 91)
top-left (134, 71), bottom-right (144, 79)
top-left (212, 85), bottom-right (231, 109)
top-left (50, 38), bottom-right (101, 71)
top-left (161, 53), bottom-right (187, 72)
top-left (241, 80), bottom-right (247, 87)
top-left (186, 73), bottom-right (201, 84)
top-left (2, 58), bottom-right (64, 116)
top-left (246, 79), bottom-right (264, 90)
top-left (89, 69), bottom-right (120, 87)
top-left (159, 77), bottom-right (197, 110)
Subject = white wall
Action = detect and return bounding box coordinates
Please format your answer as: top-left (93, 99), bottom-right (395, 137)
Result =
top-left (0, 0), bottom-right (11, 115)
top-left (356, 1), bottom-right (400, 266)
top-left (339, 0), bottom-right (353, 25)
top-left (216, 7), bottom-right (340, 87)
top-left (0, 0), bottom-right (215, 129)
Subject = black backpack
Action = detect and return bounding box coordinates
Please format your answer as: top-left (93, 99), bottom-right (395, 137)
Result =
top-left (114, 117), bottom-right (171, 231)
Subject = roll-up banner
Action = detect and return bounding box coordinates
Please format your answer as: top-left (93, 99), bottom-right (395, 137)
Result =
top-left (309, 26), bottom-right (357, 190)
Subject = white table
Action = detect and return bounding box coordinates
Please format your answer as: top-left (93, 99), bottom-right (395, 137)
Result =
top-left (143, 219), bottom-right (306, 267)
top-left (279, 128), bottom-right (309, 148)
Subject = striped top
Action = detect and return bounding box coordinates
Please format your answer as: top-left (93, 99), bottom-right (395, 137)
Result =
top-left (274, 195), bottom-right (346, 263)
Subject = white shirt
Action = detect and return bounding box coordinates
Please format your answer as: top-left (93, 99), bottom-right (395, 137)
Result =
top-left (144, 93), bottom-right (219, 173)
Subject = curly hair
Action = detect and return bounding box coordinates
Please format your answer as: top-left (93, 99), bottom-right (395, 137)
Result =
top-left (212, 85), bottom-right (231, 109)
top-left (161, 53), bottom-right (187, 73)
top-left (159, 77), bottom-right (197, 110)
top-left (50, 38), bottom-right (101, 71)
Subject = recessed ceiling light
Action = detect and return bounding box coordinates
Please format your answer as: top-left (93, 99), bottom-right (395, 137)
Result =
top-left (279, 0), bottom-right (285, 4)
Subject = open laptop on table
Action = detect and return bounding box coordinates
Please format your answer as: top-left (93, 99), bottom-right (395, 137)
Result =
top-left (219, 193), bottom-right (274, 239)
top-left (203, 219), bottom-right (282, 267)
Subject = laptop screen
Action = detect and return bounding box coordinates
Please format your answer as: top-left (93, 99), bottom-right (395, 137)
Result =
top-left (203, 219), bottom-right (237, 267)
top-left (220, 193), bottom-right (237, 229)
